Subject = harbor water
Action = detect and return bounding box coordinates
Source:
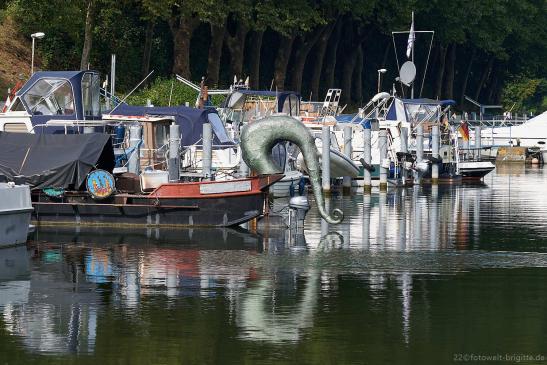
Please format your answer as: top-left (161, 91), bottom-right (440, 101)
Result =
top-left (1, 166), bottom-right (547, 364)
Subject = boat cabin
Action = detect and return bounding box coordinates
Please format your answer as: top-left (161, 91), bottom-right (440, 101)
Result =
top-left (0, 70), bottom-right (101, 132)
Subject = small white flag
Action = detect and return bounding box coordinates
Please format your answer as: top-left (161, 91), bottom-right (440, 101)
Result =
top-left (406, 19), bottom-right (415, 59)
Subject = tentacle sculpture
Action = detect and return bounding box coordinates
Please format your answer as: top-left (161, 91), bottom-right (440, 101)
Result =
top-left (240, 115), bottom-right (343, 224)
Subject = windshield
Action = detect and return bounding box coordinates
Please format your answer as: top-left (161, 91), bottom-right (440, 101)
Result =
top-left (23, 78), bottom-right (75, 116)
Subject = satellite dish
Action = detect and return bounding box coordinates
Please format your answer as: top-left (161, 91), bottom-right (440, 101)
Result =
top-left (399, 61), bottom-right (416, 86)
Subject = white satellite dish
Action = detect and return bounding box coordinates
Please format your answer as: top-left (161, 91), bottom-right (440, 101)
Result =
top-left (399, 61), bottom-right (417, 86)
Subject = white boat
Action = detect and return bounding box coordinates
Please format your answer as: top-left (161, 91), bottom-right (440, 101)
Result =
top-left (457, 161), bottom-right (496, 180)
top-left (480, 111), bottom-right (547, 161)
top-left (271, 170), bottom-right (304, 198)
top-left (0, 183), bottom-right (33, 247)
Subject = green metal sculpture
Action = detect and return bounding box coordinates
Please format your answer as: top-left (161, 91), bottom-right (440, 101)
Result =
top-left (240, 115), bottom-right (344, 224)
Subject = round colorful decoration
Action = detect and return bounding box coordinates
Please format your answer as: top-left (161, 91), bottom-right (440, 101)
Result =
top-left (86, 169), bottom-right (115, 199)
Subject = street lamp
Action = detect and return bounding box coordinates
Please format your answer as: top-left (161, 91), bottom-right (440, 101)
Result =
top-left (377, 68), bottom-right (387, 93)
top-left (31, 32), bottom-right (45, 75)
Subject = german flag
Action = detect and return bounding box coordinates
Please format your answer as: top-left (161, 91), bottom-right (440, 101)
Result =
top-left (458, 121), bottom-right (470, 141)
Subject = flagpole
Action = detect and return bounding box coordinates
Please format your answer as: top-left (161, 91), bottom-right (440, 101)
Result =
top-left (411, 11), bottom-right (415, 99)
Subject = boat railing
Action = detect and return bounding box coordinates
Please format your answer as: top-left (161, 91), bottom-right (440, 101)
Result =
top-left (465, 117), bottom-right (528, 128)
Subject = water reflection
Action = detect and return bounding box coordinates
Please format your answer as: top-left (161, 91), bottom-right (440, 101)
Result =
top-left (1, 170), bottom-right (547, 361)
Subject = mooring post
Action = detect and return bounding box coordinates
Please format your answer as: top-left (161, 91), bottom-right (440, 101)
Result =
top-left (475, 126), bottom-right (481, 161)
top-left (342, 126), bottom-right (353, 194)
top-left (400, 127), bottom-right (409, 186)
top-left (414, 124), bottom-right (424, 185)
top-left (168, 123), bottom-right (180, 182)
top-left (431, 125), bottom-right (440, 184)
top-left (128, 124), bottom-right (141, 175)
top-left (363, 127), bottom-right (372, 193)
top-left (322, 126), bottom-right (331, 194)
top-left (202, 123), bottom-right (213, 180)
top-left (379, 129), bottom-right (388, 191)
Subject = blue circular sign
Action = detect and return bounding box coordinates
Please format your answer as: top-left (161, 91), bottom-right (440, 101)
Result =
top-left (86, 169), bottom-right (115, 199)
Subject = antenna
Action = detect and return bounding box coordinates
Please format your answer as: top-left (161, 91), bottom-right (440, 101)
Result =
top-left (109, 70), bottom-right (155, 114)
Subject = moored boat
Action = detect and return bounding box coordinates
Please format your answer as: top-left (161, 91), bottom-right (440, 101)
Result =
top-left (0, 183), bottom-right (33, 247)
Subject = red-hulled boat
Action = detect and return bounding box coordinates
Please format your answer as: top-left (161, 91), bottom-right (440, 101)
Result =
top-left (32, 174), bottom-right (282, 228)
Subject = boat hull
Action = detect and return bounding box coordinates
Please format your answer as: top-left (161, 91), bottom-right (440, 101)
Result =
top-left (458, 161), bottom-right (496, 180)
top-left (31, 175), bottom-right (283, 228)
top-left (0, 184), bottom-right (33, 247)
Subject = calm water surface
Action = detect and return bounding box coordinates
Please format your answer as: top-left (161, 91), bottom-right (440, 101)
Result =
top-left (1, 166), bottom-right (547, 364)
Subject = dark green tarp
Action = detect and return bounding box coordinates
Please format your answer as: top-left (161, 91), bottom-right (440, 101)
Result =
top-left (0, 132), bottom-right (114, 190)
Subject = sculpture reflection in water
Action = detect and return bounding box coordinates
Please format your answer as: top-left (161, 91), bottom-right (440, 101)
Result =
top-left (0, 186), bottom-right (487, 353)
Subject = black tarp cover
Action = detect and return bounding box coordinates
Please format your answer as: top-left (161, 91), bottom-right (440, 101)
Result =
top-left (0, 132), bottom-right (114, 190)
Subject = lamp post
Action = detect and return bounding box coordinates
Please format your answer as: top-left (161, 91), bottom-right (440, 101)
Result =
top-left (377, 68), bottom-right (387, 93)
top-left (30, 32), bottom-right (45, 75)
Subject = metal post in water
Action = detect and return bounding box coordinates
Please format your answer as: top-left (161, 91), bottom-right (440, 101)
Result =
top-left (168, 123), bottom-right (180, 182)
top-left (202, 123), bottom-right (213, 180)
top-left (128, 124), bottom-right (141, 175)
top-left (400, 127), bottom-right (409, 186)
top-left (379, 129), bottom-right (388, 191)
top-left (363, 128), bottom-right (372, 193)
top-left (414, 124), bottom-right (424, 185)
top-left (431, 125), bottom-right (440, 184)
top-left (475, 126), bottom-right (481, 161)
top-left (321, 126), bottom-right (331, 194)
top-left (342, 126), bottom-right (352, 194)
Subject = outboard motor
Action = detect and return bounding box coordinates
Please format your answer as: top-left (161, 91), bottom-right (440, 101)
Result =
top-left (288, 195), bottom-right (310, 230)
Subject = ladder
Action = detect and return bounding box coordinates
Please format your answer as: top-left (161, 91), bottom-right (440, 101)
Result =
top-left (319, 89), bottom-right (342, 118)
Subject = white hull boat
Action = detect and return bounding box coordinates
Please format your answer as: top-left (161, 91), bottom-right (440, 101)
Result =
top-left (271, 170), bottom-right (304, 198)
top-left (0, 183), bottom-right (33, 247)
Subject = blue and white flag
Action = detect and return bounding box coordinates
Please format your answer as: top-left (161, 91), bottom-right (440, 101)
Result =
top-left (406, 19), bottom-right (415, 58)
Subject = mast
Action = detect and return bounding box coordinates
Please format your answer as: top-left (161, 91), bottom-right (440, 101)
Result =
top-left (411, 11), bottom-right (415, 99)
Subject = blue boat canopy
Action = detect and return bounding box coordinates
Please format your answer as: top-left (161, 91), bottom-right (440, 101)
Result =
top-left (13, 70), bottom-right (101, 126)
top-left (401, 98), bottom-right (456, 106)
top-left (109, 104), bottom-right (232, 146)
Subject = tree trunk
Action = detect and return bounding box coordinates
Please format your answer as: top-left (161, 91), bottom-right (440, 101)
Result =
top-left (474, 55), bottom-right (494, 101)
top-left (248, 30), bottom-right (263, 89)
top-left (289, 24), bottom-right (330, 93)
top-left (381, 40), bottom-right (390, 68)
top-left (206, 22), bottom-right (226, 86)
top-left (80, 0), bottom-right (95, 70)
top-left (434, 45), bottom-right (447, 99)
top-left (141, 21), bottom-right (154, 79)
top-left (340, 48), bottom-right (358, 105)
top-left (273, 34), bottom-right (295, 90)
top-left (486, 64), bottom-right (499, 104)
top-left (353, 45), bottom-right (363, 103)
top-left (443, 44), bottom-right (456, 99)
top-left (309, 21), bottom-right (336, 100)
top-left (170, 16), bottom-right (200, 78)
top-left (225, 22), bottom-right (249, 81)
top-left (321, 19), bottom-right (343, 94)
top-left (459, 47), bottom-right (476, 105)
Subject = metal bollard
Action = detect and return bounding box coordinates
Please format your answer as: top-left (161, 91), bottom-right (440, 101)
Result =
top-left (431, 125), bottom-right (439, 184)
top-left (400, 126), bottom-right (409, 186)
top-left (168, 123), bottom-right (180, 182)
top-left (202, 123), bottom-right (213, 180)
top-left (363, 128), bottom-right (372, 193)
top-left (414, 124), bottom-right (424, 185)
top-left (342, 126), bottom-right (352, 194)
top-left (128, 124), bottom-right (142, 175)
top-left (475, 126), bottom-right (481, 161)
top-left (379, 129), bottom-right (388, 191)
top-left (321, 126), bottom-right (331, 194)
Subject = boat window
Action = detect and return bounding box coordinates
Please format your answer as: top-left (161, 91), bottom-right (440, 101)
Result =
top-left (282, 95), bottom-right (300, 116)
top-left (155, 123), bottom-right (169, 149)
top-left (82, 73), bottom-right (101, 118)
top-left (23, 78), bottom-right (75, 116)
top-left (207, 113), bottom-right (232, 143)
top-left (9, 97), bottom-right (27, 112)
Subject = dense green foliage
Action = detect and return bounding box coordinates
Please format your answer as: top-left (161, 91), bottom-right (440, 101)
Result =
top-left (1, 0), bottom-right (545, 113)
